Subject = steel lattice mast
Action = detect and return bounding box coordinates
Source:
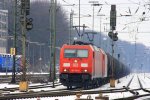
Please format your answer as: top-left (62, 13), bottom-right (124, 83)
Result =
top-left (11, 0), bottom-right (21, 83)
top-left (19, 0), bottom-right (31, 91)
top-left (50, 0), bottom-right (57, 88)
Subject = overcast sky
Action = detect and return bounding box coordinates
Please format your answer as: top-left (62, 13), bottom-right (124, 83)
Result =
top-left (55, 0), bottom-right (150, 46)
top-left (31, 0), bottom-right (150, 46)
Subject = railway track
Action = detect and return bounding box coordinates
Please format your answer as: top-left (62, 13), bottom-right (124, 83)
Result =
top-left (116, 74), bottom-right (150, 99)
top-left (123, 75), bottom-right (139, 95)
top-left (0, 79), bottom-right (144, 100)
top-left (0, 82), bottom-right (62, 93)
top-left (0, 74), bottom-right (150, 99)
top-left (0, 73), bottom-right (50, 83)
top-left (0, 86), bottom-right (146, 100)
top-left (126, 75), bottom-right (134, 88)
top-left (0, 87), bottom-right (134, 100)
top-left (137, 76), bottom-right (150, 93)
top-left (0, 75), bottom-right (133, 99)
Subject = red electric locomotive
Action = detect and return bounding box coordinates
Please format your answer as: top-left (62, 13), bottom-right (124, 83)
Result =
top-left (59, 42), bottom-right (108, 89)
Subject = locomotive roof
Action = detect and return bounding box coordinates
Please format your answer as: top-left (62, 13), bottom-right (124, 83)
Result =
top-left (72, 41), bottom-right (93, 45)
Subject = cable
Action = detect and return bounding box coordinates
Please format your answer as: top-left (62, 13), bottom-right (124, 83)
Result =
top-left (61, 0), bottom-right (72, 5)
top-left (128, 0), bottom-right (141, 5)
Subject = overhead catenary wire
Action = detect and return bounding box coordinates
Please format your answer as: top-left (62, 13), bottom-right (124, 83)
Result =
top-left (61, 0), bottom-right (150, 33)
top-left (128, 0), bottom-right (141, 5)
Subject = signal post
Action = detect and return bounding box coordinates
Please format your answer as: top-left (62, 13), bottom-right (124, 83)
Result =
top-left (108, 5), bottom-right (118, 87)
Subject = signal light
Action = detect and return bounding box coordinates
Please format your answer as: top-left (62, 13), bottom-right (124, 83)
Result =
top-left (108, 31), bottom-right (113, 39)
top-left (108, 31), bottom-right (118, 41)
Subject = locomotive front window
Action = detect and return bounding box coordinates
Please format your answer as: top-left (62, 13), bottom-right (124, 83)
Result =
top-left (77, 50), bottom-right (88, 58)
top-left (64, 49), bottom-right (88, 58)
top-left (64, 50), bottom-right (76, 58)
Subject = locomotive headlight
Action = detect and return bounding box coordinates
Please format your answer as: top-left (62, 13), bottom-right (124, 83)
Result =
top-left (74, 60), bottom-right (77, 63)
top-left (63, 63), bottom-right (70, 67)
top-left (64, 69), bottom-right (67, 72)
top-left (63, 69), bottom-right (69, 72)
top-left (81, 63), bottom-right (88, 67)
top-left (84, 69), bottom-right (87, 72)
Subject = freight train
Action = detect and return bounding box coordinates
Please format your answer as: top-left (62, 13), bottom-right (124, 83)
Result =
top-left (0, 53), bottom-right (21, 72)
top-left (59, 41), bottom-right (129, 89)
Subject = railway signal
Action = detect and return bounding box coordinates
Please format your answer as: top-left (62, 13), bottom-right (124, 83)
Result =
top-left (109, 5), bottom-right (118, 87)
top-left (19, 0), bottom-right (31, 92)
top-left (108, 5), bottom-right (118, 41)
top-left (108, 31), bottom-right (118, 41)
top-left (110, 5), bottom-right (116, 30)
top-left (26, 18), bottom-right (33, 31)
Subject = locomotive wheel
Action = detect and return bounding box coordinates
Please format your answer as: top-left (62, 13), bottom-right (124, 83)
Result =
top-left (83, 81), bottom-right (89, 89)
top-left (67, 86), bottom-right (69, 89)
top-left (98, 79), bottom-right (100, 86)
top-left (92, 79), bottom-right (99, 88)
top-left (92, 80), bottom-right (96, 88)
top-left (83, 84), bottom-right (87, 89)
top-left (96, 80), bottom-right (99, 87)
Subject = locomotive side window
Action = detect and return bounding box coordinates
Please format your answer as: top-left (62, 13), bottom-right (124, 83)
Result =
top-left (64, 49), bottom-right (88, 58)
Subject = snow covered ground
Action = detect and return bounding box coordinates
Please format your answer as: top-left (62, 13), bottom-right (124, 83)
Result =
top-left (1, 73), bottom-right (150, 100)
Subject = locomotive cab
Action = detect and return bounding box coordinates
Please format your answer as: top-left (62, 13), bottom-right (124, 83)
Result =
top-left (59, 44), bottom-right (94, 87)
